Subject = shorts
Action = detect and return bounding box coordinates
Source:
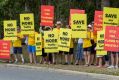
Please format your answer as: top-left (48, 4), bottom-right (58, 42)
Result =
top-left (91, 43), bottom-right (96, 54)
top-left (83, 47), bottom-right (91, 52)
top-left (13, 47), bottom-right (22, 54)
top-left (28, 45), bottom-right (36, 53)
top-left (64, 48), bottom-right (74, 55)
top-left (104, 54), bottom-right (109, 61)
top-left (59, 51), bottom-right (63, 54)
top-left (42, 48), bottom-right (47, 57)
top-left (111, 52), bottom-right (119, 54)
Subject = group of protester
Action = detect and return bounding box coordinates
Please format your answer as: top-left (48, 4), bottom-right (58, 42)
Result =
top-left (9, 21), bottom-right (119, 69)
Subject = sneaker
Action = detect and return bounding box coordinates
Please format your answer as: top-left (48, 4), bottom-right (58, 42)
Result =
top-left (91, 64), bottom-right (94, 65)
top-left (71, 62), bottom-right (73, 65)
top-left (22, 61), bottom-right (25, 64)
top-left (75, 63), bottom-right (79, 65)
top-left (9, 61), bottom-right (12, 63)
top-left (14, 60), bottom-right (18, 64)
top-left (84, 64), bottom-right (89, 67)
top-left (63, 62), bottom-right (68, 65)
top-left (115, 66), bottom-right (118, 69)
top-left (75, 62), bottom-right (79, 65)
top-left (48, 62), bottom-right (51, 64)
top-left (44, 61), bottom-right (47, 64)
top-left (53, 62), bottom-right (56, 65)
top-left (108, 65), bottom-right (115, 69)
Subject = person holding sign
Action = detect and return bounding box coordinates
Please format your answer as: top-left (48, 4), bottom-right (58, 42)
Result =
top-left (64, 25), bottom-right (74, 65)
top-left (40, 26), bottom-right (48, 64)
top-left (83, 25), bottom-right (92, 67)
top-left (90, 22), bottom-right (97, 65)
top-left (53, 21), bottom-right (62, 64)
top-left (44, 26), bottom-right (53, 64)
top-left (13, 27), bottom-right (24, 64)
top-left (54, 21), bottom-right (61, 33)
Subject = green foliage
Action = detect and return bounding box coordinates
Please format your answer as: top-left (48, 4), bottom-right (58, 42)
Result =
top-left (110, 0), bottom-right (119, 8)
top-left (0, 0), bottom-right (40, 34)
top-left (0, 0), bottom-right (118, 34)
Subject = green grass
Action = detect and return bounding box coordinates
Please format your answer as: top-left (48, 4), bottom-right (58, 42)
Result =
top-left (8, 45), bottom-right (119, 76)
top-left (20, 63), bottom-right (119, 76)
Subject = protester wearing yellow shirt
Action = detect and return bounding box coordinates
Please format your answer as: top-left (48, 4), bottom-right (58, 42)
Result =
top-left (13, 28), bottom-right (24, 64)
top-left (90, 31), bottom-right (97, 65)
top-left (54, 21), bottom-right (61, 33)
top-left (53, 27), bottom-right (60, 34)
top-left (53, 24), bottom-right (61, 64)
top-left (41, 34), bottom-right (47, 64)
top-left (83, 32), bottom-right (92, 48)
top-left (64, 25), bottom-right (74, 65)
top-left (52, 21), bottom-right (62, 64)
top-left (27, 32), bottom-right (37, 64)
top-left (83, 25), bottom-right (92, 67)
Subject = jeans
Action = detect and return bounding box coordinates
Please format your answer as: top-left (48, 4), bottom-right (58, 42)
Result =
top-left (76, 43), bottom-right (83, 60)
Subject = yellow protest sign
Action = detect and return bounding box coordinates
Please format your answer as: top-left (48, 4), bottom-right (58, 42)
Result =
top-left (96, 30), bottom-right (104, 50)
top-left (96, 31), bottom-right (107, 56)
top-left (4, 20), bottom-right (17, 40)
top-left (35, 33), bottom-right (42, 56)
top-left (103, 7), bottom-right (119, 29)
top-left (44, 30), bottom-right (58, 53)
top-left (71, 14), bottom-right (87, 38)
top-left (96, 50), bottom-right (107, 56)
top-left (58, 28), bottom-right (71, 52)
top-left (20, 13), bottom-right (34, 34)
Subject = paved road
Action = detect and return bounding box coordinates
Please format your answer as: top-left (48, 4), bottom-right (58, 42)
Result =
top-left (0, 65), bottom-right (106, 80)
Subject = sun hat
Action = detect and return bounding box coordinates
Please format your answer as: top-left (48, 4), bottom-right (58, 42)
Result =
top-left (55, 21), bottom-right (63, 26)
top-left (88, 24), bottom-right (92, 28)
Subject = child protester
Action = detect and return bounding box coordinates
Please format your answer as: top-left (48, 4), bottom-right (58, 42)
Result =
top-left (53, 21), bottom-right (62, 64)
top-left (63, 25), bottom-right (74, 65)
top-left (96, 50), bottom-right (104, 68)
top-left (108, 52), bottom-right (119, 69)
top-left (39, 26), bottom-right (48, 64)
top-left (27, 32), bottom-right (37, 64)
top-left (83, 25), bottom-right (92, 67)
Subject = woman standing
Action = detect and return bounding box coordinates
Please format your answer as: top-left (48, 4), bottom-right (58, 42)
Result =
top-left (75, 38), bottom-right (83, 65)
top-left (83, 25), bottom-right (92, 66)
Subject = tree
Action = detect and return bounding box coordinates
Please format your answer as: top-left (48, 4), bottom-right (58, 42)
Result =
top-left (0, 0), bottom-right (40, 34)
top-left (0, 0), bottom-right (118, 34)
top-left (101, 0), bottom-right (110, 9)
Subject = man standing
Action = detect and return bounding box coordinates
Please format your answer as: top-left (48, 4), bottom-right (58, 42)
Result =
top-left (13, 27), bottom-right (24, 64)
top-left (27, 32), bottom-right (37, 64)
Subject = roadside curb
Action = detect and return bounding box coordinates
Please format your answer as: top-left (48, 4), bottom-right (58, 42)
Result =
top-left (4, 64), bottom-right (119, 80)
